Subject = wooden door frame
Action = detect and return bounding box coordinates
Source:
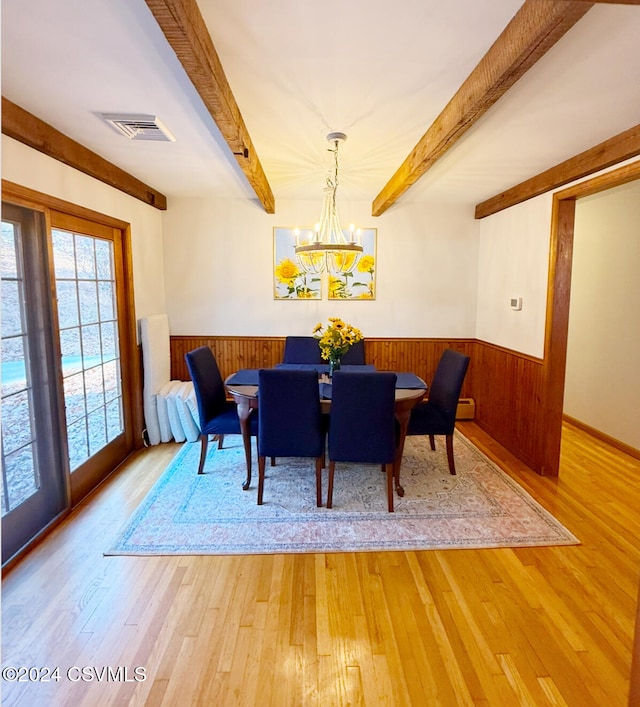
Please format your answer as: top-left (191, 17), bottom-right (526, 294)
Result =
top-left (541, 160), bottom-right (640, 475)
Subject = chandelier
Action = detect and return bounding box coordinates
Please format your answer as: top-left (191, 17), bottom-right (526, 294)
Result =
top-left (294, 131), bottom-right (363, 275)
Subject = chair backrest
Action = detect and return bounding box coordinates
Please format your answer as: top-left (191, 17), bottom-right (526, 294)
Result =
top-left (328, 371), bottom-right (397, 464)
top-left (428, 349), bottom-right (470, 427)
top-left (282, 336), bottom-right (323, 364)
top-left (184, 347), bottom-right (227, 427)
top-left (258, 368), bottom-right (325, 458)
top-left (340, 339), bottom-right (366, 365)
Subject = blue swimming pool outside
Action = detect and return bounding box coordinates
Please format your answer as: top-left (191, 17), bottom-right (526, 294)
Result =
top-left (1, 355), bottom-right (111, 386)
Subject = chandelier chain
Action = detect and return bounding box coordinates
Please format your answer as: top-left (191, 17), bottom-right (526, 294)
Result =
top-left (328, 139), bottom-right (339, 215)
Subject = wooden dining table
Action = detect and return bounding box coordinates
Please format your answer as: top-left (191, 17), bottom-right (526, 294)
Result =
top-left (224, 365), bottom-right (427, 497)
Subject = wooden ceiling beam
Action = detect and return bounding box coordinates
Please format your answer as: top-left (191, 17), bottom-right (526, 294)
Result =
top-left (475, 123), bottom-right (640, 218)
top-left (371, 0), bottom-right (594, 217)
top-left (144, 0), bottom-right (275, 213)
top-left (2, 98), bottom-right (167, 210)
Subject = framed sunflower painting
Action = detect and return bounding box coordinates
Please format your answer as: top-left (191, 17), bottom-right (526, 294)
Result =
top-left (328, 228), bottom-right (376, 300)
top-left (273, 227), bottom-right (322, 299)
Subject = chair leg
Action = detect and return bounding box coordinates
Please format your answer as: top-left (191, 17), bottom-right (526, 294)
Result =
top-left (315, 458), bottom-right (323, 507)
top-left (197, 434), bottom-right (209, 474)
top-left (429, 434), bottom-right (436, 451)
top-left (217, 434), bottom-right (224, 450)
top-left (271, 457), bottom-right (276, 466)
top-left (385, 462), bottom-right (394, 512)
top-left (327, 461), bottom-right (336, 508)
top-left (445, 434), bottom-right (456, 475)
top-left (257, 455), bottom-right (266, 505)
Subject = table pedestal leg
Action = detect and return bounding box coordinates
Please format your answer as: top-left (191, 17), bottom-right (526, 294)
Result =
top-left (236, 400), bottom-right (253, 490)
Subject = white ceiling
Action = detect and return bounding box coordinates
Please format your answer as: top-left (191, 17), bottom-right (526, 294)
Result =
top-left (2, 0), bottom-right (640, 210)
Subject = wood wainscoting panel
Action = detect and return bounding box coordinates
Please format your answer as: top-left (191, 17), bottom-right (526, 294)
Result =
top-left (471, 341), bottom-right (545, 472)
top-left (365, 338), bottom-right (475, 399)
top-left (170, 335), bottom-right (546, 473)
top-left (170, 336), bottom-right (285, 382)
top-left (170, 336), bottom-right (475, 396)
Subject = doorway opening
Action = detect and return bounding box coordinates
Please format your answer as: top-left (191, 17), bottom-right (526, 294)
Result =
top-left (542, 161), bottom-right (640, 474)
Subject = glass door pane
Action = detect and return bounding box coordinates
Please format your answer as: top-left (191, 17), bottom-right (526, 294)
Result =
top-left (1, 204), bottom-right (67, 564)
top-left (52, 229), bottom-right (124, 472)
top-left (1, 220), bottom-right (39, 513)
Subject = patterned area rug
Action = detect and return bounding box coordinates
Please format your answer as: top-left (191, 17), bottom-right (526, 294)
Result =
top-left (107, 432), bottom-right (579, 555)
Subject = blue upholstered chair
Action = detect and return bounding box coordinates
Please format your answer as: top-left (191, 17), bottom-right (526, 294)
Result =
top-left (327, 371), bottom-right (398, 512)
top-left (282, 335), bottom-right (366, 366)
top-left (406, 349), bottom-right (470, 475)
top-left (257, 368), bottom-right (326, 506)
top-left (340, 339), bottom-right (366, 365)
top-left (282, 336), bottom-right (323, 364)
top-left (185, 346), bottom-right (257, 475)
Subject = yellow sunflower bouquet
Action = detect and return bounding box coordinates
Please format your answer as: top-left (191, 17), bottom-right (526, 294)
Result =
top-left (312, 318), bottom-right (363, 365)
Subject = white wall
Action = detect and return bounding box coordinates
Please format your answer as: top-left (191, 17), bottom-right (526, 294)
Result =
top-left (475, 194), bottom-right (553, 358)
top-left (564, 181), bottom-right (640, 449)
top-left (1, 136), bottom-right (166, 325)
top-left (161, 196), bottom-right (480, 338)
top-left (474, 160), bottom-right (640, 362)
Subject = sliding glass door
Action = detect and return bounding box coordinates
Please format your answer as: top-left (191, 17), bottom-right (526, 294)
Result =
top-left (1, 198), bottom-right (137, 563)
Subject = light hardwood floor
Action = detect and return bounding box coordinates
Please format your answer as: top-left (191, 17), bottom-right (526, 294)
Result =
top-left (2, 421), bottom-right (639, 706)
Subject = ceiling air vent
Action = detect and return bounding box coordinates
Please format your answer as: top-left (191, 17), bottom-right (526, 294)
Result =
top-left (101, 113), bottom-right (176, 142)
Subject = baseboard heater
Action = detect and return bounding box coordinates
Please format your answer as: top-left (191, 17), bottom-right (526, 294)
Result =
top-left (456, 398), bottom-right (475, 420)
